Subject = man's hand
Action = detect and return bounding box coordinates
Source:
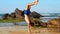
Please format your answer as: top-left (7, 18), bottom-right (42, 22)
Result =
top-left (29, 0), bottom-right (39, 6)
top-left (34, 0), bottom-right (39, 2)
top-left (34, 0), bottom-right (39, 5)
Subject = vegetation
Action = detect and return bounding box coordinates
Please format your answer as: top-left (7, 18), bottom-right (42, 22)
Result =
top-left (0, 18), bottom-right (24, 23)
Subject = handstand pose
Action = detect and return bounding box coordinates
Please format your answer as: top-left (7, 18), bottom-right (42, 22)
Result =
top-left (24, 0), bottom-right (39, 34)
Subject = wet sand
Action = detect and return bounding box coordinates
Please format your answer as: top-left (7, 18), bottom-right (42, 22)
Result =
top-left (0, 26), bottom-right (60, 34)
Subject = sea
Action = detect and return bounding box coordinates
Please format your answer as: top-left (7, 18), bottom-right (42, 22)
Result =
top-left (0, 16), bottom-right (2, 19)
top-left (0, 13), bottom-right (60, 26)
top-left (40, 17), bottom-right (59, 22)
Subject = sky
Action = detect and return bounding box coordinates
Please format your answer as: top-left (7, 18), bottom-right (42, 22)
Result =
top-left (0, 0), bottom-right (60, 14)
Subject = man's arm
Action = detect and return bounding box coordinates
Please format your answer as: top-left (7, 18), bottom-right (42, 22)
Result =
top-left (25, 0), bottom-right (39, 10)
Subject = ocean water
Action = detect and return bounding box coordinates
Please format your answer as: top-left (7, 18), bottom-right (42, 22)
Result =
top-left (40, 13), bottom-right (60, 22)
top-left (0, 16), bottom-right (2, 19)
top-left (40, 13), bottom-right (60, 17)
top-left (0, 22), bottom-right (27, 27)
top-left (0, 14), bottom-right (3, 19)
top-left (40, 17), bottom-right (59, 22)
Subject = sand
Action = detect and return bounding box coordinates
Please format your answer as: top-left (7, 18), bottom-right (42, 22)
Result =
top-left (0, 26), bottom-right (60, 34)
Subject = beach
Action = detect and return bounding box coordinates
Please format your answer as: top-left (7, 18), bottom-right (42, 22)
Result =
top-left (0, 26), bottom-right (60, 34)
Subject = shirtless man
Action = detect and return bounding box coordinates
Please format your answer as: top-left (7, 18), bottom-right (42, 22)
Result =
top-left (24, 0), bottom-right (39, 34)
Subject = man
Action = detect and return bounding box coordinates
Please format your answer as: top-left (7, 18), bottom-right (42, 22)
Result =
top-left (24, 0), bottom-right (39, 34)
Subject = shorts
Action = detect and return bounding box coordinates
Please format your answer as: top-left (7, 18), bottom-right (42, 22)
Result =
top-left (24, 10), bottom-right (30, 15)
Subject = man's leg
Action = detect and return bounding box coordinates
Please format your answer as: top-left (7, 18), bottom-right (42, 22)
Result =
top-left (24, 14), bottom-right (31, 34)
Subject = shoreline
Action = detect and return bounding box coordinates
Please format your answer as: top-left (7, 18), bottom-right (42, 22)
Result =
top-left (0, 26), bottom-right (60, 34)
